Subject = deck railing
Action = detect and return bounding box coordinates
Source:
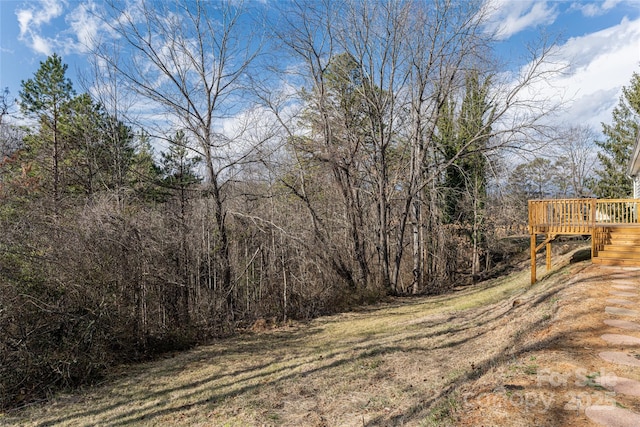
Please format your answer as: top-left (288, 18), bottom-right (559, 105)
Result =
top-left (528, 198), bottom-right (640, 284)
top-left (595, 199), bottom-right (640, 224)
top-left (529, 198), bottom-right (640, 235)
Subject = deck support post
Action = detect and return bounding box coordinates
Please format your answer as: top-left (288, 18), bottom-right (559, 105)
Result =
top-left (531, 234), bottom-right (537, 285)
top-left (531, 233), bottom-right (558, 284)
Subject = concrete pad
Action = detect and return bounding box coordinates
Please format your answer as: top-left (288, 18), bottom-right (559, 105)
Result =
top-left (605, 307), bottom-right (639, 317)
top-left (595, 376), bottom-right (640, 397)
top-left (600, 334), bottom-right (640, 345)
top-left (585, 405), bottom-right (640, 427)
top-left (612, 285), bottom-right (636, 290)
top-left (599, 351), bottom-right (640, 367)
top-left (604, 319), bottom-right (640, 331)
top-left (606, 298), bottom-right (634, 306)
top-left (609, 291), bottom-right (637, 297)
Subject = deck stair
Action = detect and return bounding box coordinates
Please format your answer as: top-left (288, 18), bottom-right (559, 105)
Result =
top-left (528, 199), bottom-right (640, 283)
top-left (593, 226), bottom-right (640, 266)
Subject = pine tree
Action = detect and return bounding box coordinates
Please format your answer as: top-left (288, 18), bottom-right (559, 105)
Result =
top-left (591, 71), bottom-right (640, 198)
top-left (129, 132), bottom-right (163, 202)
top-left (159, 131), bottom-right (202, 323)
top-left (440, 72), bottom-right (491, 224)
top-left (62, 94), bottom-right (137, 197)
top-left (438, 71), bottom-right (492, 275)
top-left (19, 54), bottom-right (75, 209)
top-left (61, 93), bottom-right (106, 197)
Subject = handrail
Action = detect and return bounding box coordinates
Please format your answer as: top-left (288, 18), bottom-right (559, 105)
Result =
top-left (595, 199), bottom-right (640, 224)
top-left (528, 198), bottom-right (640, 284)
top-left (529, 198), bottom-right (640, 235)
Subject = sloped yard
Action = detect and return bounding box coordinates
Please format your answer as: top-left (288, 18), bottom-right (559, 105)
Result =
top-left (1, 250), bottom-right (600, 426)
top-left (459, 260), bottom-right (640, 426)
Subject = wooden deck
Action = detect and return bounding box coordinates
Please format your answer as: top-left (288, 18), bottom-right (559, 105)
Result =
top-left (529, 198), bottom-right (640, 283)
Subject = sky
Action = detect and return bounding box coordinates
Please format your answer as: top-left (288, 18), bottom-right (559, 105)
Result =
top-left (0, 0), bottom-right (639, 132)
top-left (484, 0), bottom-right (640, 130)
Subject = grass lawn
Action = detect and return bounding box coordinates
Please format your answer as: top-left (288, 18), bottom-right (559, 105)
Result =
top-left (1, 251), bottom-right (584, 426)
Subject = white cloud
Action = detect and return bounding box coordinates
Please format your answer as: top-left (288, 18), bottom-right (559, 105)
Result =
top-left (16, 0), bottom-right (66, 55)
top-left (15, 0), bottom-right (109, 56)
top-left (16, 0), bottom-right (65, 30)
top-left (30, 33), bottom-right (54, 56)
top-left (573, 0), bottom-right (622, 17)
top-left (519, 15), bottom-right (640, 130)
top-left (67, 2), bottom-right (103, 53)
top-left (483, 0), bottom-right (559, 40)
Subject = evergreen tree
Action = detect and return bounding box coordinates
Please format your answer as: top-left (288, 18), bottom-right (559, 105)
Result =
top-left (62, 93), bottom-right (107, 197)
top-left (437, 71), bottom-right (492, 275)
top-left (129, 132), bottom-right (163, 201)
top-left (440, 72), bottom-right (491, 224)
top-left (590, 71), bottom-right (640, 198)
top-left (102, 116), bottom-right (136, 194)
top-left (19, 54), bottom-right (75, 209)
top-left (62, 94), bottom-right (137, 197)
top-left (160, 131), bottom-right (202, 194)
top-left (159, 131), bottom-right (202, 323)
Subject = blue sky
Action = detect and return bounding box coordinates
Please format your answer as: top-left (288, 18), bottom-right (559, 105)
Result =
top-left (481, 0), bottom-right (640, 128)
top-left (1, 0), bottom-right (639, 131)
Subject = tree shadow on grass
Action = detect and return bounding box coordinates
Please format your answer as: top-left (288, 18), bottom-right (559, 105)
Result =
top-left (33, 297), bottom-right (524, 426)
top-left (367, 264), bottom-right (638, 426)
top-left (33, 327), bottom-right (322, 426)
top-left (23, 261), bottom-right (636, 427)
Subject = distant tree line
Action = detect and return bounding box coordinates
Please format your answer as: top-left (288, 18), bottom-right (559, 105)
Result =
top-left (0, 0), bottom-right (637, 409)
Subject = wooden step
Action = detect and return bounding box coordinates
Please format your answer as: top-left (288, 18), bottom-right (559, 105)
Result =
top-left (605, 236), bottom-right (640, 242)
top-left (593, 225), bottom-right (640, 266)
top-left (601, 245), bottom-right (640, 254)
top-left (603, 225), bottom-right (640, 231)
top-left (606, 232), bottom-right (640, 235)
top-left (606, 228), bottom-right (640, 234)
top-left (607, 241), bottom-right (640, 247)
top-left (597, 251), bottom-right (640, 260)
top-left (593, 257), bottom-right (640, 266)
top-left (601, 227), bottom-right (640, 235)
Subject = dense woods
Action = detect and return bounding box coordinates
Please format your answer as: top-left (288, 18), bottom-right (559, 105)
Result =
top-left (0, 0), bottom-right (638, 409)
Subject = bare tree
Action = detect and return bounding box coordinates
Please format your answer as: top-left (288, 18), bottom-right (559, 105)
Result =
top-left (551, 125), bottom-right (598, 197)
top-left (79, 40), bottom-right (140, 206)
top-left (400, 1), bottom-right (566, 292)
top-left (0, 88), bottom-right (13, 133)
top-left (95, 0), bottom-right (263, 316)
top-left (0, 88), bottom-right (23, 160)
top-left (269, 0), bottom-right (564, 295)
top-left (269, 0), bottom-right (372, 291)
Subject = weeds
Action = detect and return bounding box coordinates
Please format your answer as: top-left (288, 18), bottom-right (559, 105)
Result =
top-left (421, 393), bottom-right (459, 427)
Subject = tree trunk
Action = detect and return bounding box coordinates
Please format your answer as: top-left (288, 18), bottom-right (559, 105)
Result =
top-left (412, 199), bottom-right (422, 295)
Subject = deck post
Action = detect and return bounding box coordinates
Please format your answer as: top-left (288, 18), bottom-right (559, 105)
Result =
top-left (529, 198), bottom-right (640, 281)
top-left (531, 233), bottom-right (537, 284)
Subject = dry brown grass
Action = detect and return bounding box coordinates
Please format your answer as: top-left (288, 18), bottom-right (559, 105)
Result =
top-left (0, 248), bottom-right (594, 426)
top-left (458, 258), bottom-right (640, 426)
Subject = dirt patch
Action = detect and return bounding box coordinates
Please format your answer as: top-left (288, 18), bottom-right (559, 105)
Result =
top-left (457, 264), bottom-right (640, 427)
